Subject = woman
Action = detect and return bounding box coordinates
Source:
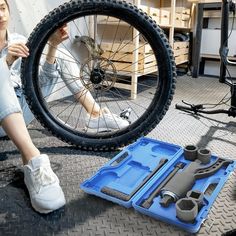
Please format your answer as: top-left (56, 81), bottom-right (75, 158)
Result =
top-left (0, 0), bottom-right (128, 214)
top-left (0, 0), bottom-right (66, 214)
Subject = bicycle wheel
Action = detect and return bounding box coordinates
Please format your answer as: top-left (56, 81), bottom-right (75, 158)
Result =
top-left (21, 0), bottom-right (176, 151)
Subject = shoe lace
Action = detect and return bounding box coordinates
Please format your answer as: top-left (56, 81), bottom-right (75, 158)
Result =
top-left (32, 166), bottom-right (56, 192)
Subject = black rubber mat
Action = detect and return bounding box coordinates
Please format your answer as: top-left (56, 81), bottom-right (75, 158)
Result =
top-left (1, 75), bottom-right (236, 236)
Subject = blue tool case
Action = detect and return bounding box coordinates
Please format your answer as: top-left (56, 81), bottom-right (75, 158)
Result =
top-left (81, 137), bottom-right (236, 233)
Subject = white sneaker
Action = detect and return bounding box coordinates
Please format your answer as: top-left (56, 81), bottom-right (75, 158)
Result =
top-left (23, 154), bottom-right (66, 214)
top-left (85, 109), bottom-right (129, 132)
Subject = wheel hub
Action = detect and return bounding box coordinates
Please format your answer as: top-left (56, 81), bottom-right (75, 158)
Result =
top-left (80, 57), bottom-right (117, 91)
top-left (90, 68), bottom-right (105, 84)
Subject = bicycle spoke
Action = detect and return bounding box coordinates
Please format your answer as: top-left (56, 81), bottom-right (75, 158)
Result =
top-left (23, 0), bottom-right (175, 150)
top-left (72, 20), bottom-right (84, 37)
top-left (99, 16), bottom-right (110, 48)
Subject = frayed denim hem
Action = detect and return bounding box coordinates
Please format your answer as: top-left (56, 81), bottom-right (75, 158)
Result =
top-left (0, 107), bottom-right (22, 124)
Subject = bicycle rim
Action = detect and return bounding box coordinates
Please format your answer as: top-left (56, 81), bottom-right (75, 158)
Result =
top-left (21, 0), bottom-right (176, 150)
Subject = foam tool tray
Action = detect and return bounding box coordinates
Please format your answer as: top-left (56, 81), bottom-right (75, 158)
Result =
top-left (81, 137), bottom-right (236, 233)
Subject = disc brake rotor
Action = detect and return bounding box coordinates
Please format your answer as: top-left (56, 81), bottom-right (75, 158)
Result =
top-left (80, 57), bottom-right (117, 92)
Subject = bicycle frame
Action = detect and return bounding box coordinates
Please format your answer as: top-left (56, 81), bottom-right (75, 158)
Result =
top-left (219, 0), bottom-right (236, 110)
top-left (176, 0), bottom-right (236, 117)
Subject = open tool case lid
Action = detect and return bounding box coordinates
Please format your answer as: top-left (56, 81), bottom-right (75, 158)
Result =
top-left (81, 137), bottom-right (236, 233)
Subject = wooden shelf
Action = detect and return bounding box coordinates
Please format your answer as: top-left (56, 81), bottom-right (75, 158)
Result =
top-left (174, 25), bottom-right (192, 30)
top-left (98, 0), bottom-right (194, 98)
top-left (158, 24), bottom-right (172, 28)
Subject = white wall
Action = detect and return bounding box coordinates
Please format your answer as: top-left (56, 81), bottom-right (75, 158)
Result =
top-left (201, 17), bottom-right (236, 77)
top-left (204, 60), bottom-right (236, 77)
top-left (8, 0), bottom-right (70, 37)
top-left (7, 0), bottom-right (73, 101)
top-left (201, 29), bottom-right (236, 56)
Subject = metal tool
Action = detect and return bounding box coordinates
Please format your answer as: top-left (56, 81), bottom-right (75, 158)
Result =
top-left (101, 158), bottom-right (168, 201)
top-left (140, 162), bottom-right (186, 209)
top-left (160, 158), bottom-right (233, 207)
top-left (175, 190), bottom-right (205, 223)
top-left (176, 198), bottom-right (198, 223)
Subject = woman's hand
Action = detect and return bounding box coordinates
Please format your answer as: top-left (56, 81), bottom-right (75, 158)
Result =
top-left (48, 24), bottom-right (69, 47)
top-left (6, 43), bottom-right (29, 66)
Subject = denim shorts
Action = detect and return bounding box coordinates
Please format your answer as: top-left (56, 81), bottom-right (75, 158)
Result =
top-left (0, 58), bottom-right (22, 124)
top-left (0, 49), bottom-right (84, 137)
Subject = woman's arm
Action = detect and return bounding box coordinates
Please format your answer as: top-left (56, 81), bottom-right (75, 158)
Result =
top-left (46, 24), bottom-right (69, 64)
top-left (39, 24), bottom-right (69, 84)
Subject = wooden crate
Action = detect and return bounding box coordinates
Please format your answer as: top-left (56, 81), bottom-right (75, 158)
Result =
top-left (174, 42), bottom-right (189, 65)
top-left (150, 7), bottom-right (170, 25)
top-left (161, 6), bottom-right (191, 28)
top-left (174, 41), bottom-right (189, 50)
top-left (97, 16), bottom-right (128, 26)
top-left (174, 47), bottom-right (189, 57)
top-left (173, 9), bottom-right (191, 28)
top-left (98, 7), bottom-right (170, 27)
top-left (175, 7), bottom-right (191, 15)
top-left (143, 7), bottom-right (170, 26)
top-left (175, 13), bottom-right (183, 27)
top-left (162, 6), bottom-right (191, 15)
top-left (101, 42), bottom-right (157, 75)
top-left (175, 54), bottom-right (189, 65)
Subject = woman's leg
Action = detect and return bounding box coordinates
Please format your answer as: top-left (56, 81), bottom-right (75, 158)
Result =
top-left (54, 49), bottom-right (129, 130)
top-left (55, 49), bottom-right (101, 116)
top-left (1, 113), bottom-right (40, 164)
top-left (0, 59), bottom-right (39, 164)
top-left (0, 88), bottom-right (35, 138)
top-left (0, 59), bottom-right (65, 213)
